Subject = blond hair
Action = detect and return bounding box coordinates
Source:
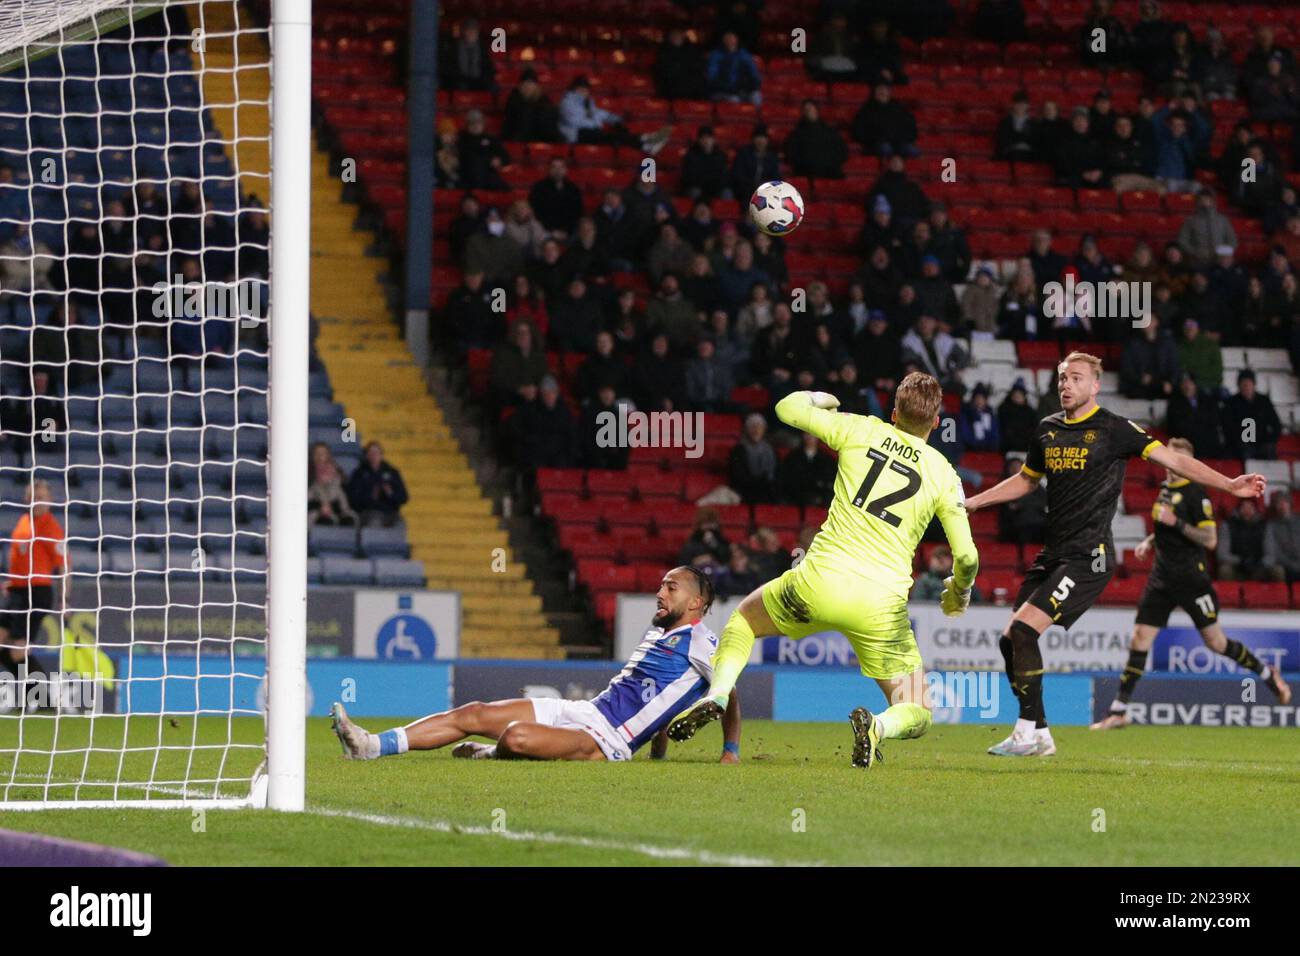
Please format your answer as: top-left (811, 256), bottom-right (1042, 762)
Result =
top-left (1058, 351), bottom-right (1103, 377)
top-left (1168, 436), bottom-right (1193, 456)
top-left (894, 371), bottom-right (943, 435)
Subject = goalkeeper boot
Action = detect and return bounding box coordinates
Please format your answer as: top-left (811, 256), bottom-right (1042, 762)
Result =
top-left (452, 741), bottom-right (497, 759)
top-left (848, 708), bottom-right (886, 769)
top-left (331, 703), bottom-right (379, 760)
top-left (666, 696), bottom-right (726, 742)
top-left (988, 728), bottom-right (1048, 757)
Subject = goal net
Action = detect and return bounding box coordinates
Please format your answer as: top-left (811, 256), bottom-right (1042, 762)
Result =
top-left (0, 0), bottom-right (308, 809)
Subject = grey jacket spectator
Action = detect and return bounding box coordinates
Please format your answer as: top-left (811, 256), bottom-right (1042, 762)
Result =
top-left (684, 338), bottom-right (737, 412)
top-left (1120, 318), bottom-right (1181, 398)
top-left (1217, 499), bottom-right (1269, 580)
top-left (960, 268), bottom-right (1001, 334)
top-left (1263, 495), bottom-right (1300, 581)
top-left (901, 316), bottom-right (968, 390)
top-left (1221, 371), bottom-right (1282, 459)
top-left (1178, 193), bottom-right (1237, 269)
top-left (464, 208), bottom-right (525, 283)
top-left (728, 414), bottom-right (778, 503)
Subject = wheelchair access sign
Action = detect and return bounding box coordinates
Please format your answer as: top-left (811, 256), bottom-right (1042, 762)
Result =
top-left (354, 590), bottom-right (460, 660)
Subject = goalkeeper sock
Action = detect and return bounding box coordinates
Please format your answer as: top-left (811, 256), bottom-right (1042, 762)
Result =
top-left (376, 727), bottom-right (408, 757)
top-left (875, 702), bottom-right (931, 740)
top-left (1008, 620), bottom-right (1046, 729)
top-left (706, 610), bottom-right (758, 704)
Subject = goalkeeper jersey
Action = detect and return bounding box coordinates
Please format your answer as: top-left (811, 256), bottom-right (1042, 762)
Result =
top-left (775, 392), bottom-right (978, 602)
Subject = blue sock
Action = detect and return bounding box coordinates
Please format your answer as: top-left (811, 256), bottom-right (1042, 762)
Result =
top-left (377, 728), bottom-right (407, 757)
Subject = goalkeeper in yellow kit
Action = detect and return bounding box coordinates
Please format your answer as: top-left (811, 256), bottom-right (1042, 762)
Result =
top-left (667, 372), bottom-right (979, 768)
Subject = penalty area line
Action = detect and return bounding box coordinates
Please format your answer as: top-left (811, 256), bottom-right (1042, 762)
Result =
top-left (310, 805), bottom-right (820, 867)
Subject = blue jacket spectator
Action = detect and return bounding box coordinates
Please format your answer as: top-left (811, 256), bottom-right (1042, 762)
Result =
top-left (706, 32), bottom-right (762, 104)
top-left (958, 385), bottom-right (1000, 452)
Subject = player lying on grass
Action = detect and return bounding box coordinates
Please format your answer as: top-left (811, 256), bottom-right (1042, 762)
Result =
top-left (667, 371), bottom-right (978, 769)
top-left (966, 352), bottom-right (1267, 757)
top-left (331, 566), bottom-right (741, 763)
top-left (1093, 440), bottom-right (1291, 729)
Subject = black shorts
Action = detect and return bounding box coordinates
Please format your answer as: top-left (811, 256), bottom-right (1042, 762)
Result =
top-left (0, 585), bottom-right (55, 645)
top-left (1014, 551), bottom-right (1115, 630)
top-left (1135, 575), bottom-right (1220, 631)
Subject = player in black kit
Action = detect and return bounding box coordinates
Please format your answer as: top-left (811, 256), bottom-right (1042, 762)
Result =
top-left (967, 352), bottom-right (1268, 757)
top-left (1092, 437), bottom-right (1292, 729)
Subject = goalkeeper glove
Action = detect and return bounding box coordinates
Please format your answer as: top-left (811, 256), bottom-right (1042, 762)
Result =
top-left (940, 576), bottom-right (972, 617)
top-left (808, 391), bottom-right (840, 409)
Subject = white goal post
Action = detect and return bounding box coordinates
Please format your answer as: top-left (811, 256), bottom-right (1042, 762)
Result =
top-left (0, 0), bottom-right (308, 811)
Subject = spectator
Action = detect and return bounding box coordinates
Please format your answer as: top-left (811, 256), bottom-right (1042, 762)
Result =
top-left (774, 430), bottom-right (834, 507)
top-left (647, 223), bottom-right (697, 288)
top-left (456, 109), bottom-right (509, 190)
top-left (441, 18), bottom-right (496, 92)
top-left (1152, 107), bottom-right (1204, 194)
top-left (1165, 373), bottom-right (1224, 457)
top-left (447, 193), bottom-right (484, 264)
top-left (784, 100), bottom-right (848, 178)
top-left (684, 336), bottom-right (737, 412)
top-left (717, 241), bottom-right (772, 313)
top-left (1027, 229), bottom-right (1067, 288)
top-left (446, 271), bottom-right (499, 351)
top-left (488, 320), bottom-right (548, 410)
top-left (1034, 100), bottom-right (1066, 164)
top-left (955, 267), bottom-right (994, 337)
top-left (654, 27), bottom-right (707, 100)
top-left (1124, 240), bottom-right (1161, 286)
top-left (678, 507), bottom-right (731, 566)
top-left (1231, 141), bottom-right (1284, 219)
top-left (1249, 53), bottom-right (1299, 123)
top-left (1217, 122), bottom-right (1258, 192)
top-left (706, 31), bottom-right (762, 106)
top-left (1217, 498), bottom-right (1268, 580)
top-left (308, 442), bottom-right (358, 527)
top-left (502, 67), bottom-right (559, 142)
top-left (503, 199), bottom-right (547, 259)
top-left (751, 304), bottom-right (801, 389)
top-left (901, 314), bottom-right (968, 391)
top-left (854, 309), bottom-right (902, 391)
top-left (998, 457), bottom-right (1048, 544)
top-left (853, 83), bottom-right (918, 158)
top-left (1263, 493), bottom-right (1300, 583)
top-left (859, 243), bottom-right (903, 309)
top-left (549, 277), bottom-right (601, 354)
top-left (750, 230), bottom-right (788, 287)
top-left (998, 380), bottom-right (1038, 454)
top-left (1242, 25), bottom-right (1297, 91)
top-left (1178, 192), bottom-right (1236, 270)
top-left (861, 197), bottom-right (904, 256)
top-left (709, 308), bottom-right (749, 379)
top-left (1264, 186), bottom-right (1300, 237)
top-left (680, 126), bottom-right (731, 201)
top-left (735, 281), bottom-right (774, 347)
top-left (645, 273), bottom-right (698, 349)
top-left (1120, 315), bottom-right (1181, 398)
top-left (592, 189), bottom-right (637, 271)
top-left (557, 76), bottom-right (672, 153)
top-left (346, 441), bottom-right (409, 527)
top-left (1156, 241), bottom-right (1192, 297)
top-left (31, 301), bottom-right (101, 394)
top-left (434, 119), bottom-right (462, 188)
top-left (868, 154), bottom-right (929, 226)
top-left (716, 544), bottom-right (762, 598)
top-left (857, 17), bottom-right (908, 86)
top-left (632, 332), bottom-right (687, 412)
top-left (464, 207), bottom-right (524, 283)
top-left (511, 375), bottom-right (580, 471)
top-left (622, 176), bottom-right (675, 260)
top-left (728, 413), bottom-right (778, 502)
top-left (528, 237), bottom-right (569, 306)
top-left (560, 216), bottom-right (610, 280)
top-left (1222, 369), bottom-right (1282, 459)
top-left (0, 223), bottom-right (55, 300)
top-left (914, 255), bottom-right (960, 326)
top-left (958, 384), bottom-right (999, 452)
top-left (1199, 28), bottom-right (1237, 101)
top-left (0, 480), bottom-right (61, 698)
top-left (1105, 114), bottom-right (1160, 192)
top-left (504, 273), bottom-right (548, 342)
top-left (1055, 107), bottom-right (1106, 188)
top-left (927, 203), bottom-right (971, 283)
top-left (807, 14), bottom-right (860, 81)
top-left (747, 527), bottom-right (789, 581)
top-left (681, 253), bottom-right (724, 317)
top-left (995, 90), bottom-right (1037, 161)
top-left (913, 546), bottom-right (982, 602)
top-left (575, 330), bottom-right (628, 401)
top-left (832, 360), bottom-right (885, 417)
top-left (528, 159), bottom-right (584, 237)
top-left (1081, 0), bottom-right (1131, 68)
top-left (1176, 318), bottom-right (1222, 394)
top-left (580, 384), bottom-right (629, 470)
top-left (730, 123), bottom-right (781, 202)
top-left (1131, 0), bottom-right (1175, 79)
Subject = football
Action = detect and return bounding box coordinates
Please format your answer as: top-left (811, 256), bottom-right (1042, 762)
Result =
top-left (749, 180), bottom-right (805, 236)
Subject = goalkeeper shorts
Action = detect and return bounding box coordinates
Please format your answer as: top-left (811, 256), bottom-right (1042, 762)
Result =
top-left (760, 564), bottom-right (922, 680)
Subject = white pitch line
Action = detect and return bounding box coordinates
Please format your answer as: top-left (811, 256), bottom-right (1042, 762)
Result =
top-left (311, 806), bottom-right (820, 867)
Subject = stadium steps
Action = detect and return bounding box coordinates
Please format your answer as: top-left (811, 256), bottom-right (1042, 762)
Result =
top-left (306, 143), bottom-right (562, 659)
top-left (196, 1), bottom-right (270, 202)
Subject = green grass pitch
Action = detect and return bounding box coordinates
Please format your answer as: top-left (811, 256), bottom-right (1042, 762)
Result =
top-left (2, 716), bottom-right (1297, 866)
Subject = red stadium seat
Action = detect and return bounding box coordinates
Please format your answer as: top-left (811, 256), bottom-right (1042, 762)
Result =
top-left (1240, 582), bottom-right (1291, 610)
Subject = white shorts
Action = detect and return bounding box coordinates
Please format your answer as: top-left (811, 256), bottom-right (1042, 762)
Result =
top-left (528, 697), bottom-right (632, 762)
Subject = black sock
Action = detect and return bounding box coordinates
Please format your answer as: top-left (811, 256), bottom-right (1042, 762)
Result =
top-left (1223, 639), bottom-right (1264, 675)
top-left (1115, 648), bottom-right (1149, 708)
top-left (1008, 621), bottom-right (1046, 728)
top-left (999, 635), bottom-right (1018, 698)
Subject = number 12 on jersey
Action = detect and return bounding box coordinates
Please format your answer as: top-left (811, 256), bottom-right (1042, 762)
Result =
top-left (852, 448), bottom-right (921, 527)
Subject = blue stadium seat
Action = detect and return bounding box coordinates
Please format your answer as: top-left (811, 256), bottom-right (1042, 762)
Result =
top-left (321, 556), bottom-right (374, 586)
top-left (359, 525), bottom-right (410, 558)
top-left (373, 559), bottom-right (427, 588)
top-left (307, 557), bottom-right (324, 584)
top-left (309, 524), bottom-right (358, 557)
